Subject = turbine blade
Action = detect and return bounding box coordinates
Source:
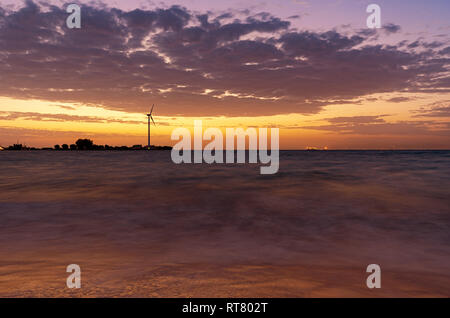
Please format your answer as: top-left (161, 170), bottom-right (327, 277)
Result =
top-left (150, 104), bottom-right (154, 115)
top-left (150, 115), bottom-right (156, 126)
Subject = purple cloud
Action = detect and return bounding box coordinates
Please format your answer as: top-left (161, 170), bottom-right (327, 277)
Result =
top-left (0, 1), bottom-right (448, 116)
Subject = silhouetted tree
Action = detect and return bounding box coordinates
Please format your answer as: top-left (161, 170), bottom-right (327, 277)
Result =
top-left (9, 144), bottom-right (23, 150)
top-left (69, 144), bottom-right (77, 150)
top-left (54, 144), bottom-right (60, 150)
top-left (75, 139), bottom-right (94, 150)
top-left (62, 144), bottom-right (69, 150)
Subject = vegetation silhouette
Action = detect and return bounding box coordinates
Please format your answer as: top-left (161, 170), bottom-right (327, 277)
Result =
top-left (75, 138), bottom-right (94, 150)
top-left (4, 139), bottom-right (171, 151)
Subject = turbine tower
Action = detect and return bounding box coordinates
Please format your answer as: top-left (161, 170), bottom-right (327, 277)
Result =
top-left (147, 104), bottom-right (156, 149)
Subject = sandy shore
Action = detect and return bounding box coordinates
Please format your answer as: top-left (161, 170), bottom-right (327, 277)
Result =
top-left (2, 250), bottom-right (449, 297)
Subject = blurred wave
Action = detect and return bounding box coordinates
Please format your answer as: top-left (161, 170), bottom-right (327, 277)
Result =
top-left (0, 150), bottom-right (449, 296)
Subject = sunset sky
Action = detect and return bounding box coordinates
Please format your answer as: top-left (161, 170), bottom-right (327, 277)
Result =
top-left (0, 0), bottom-right (449, 149)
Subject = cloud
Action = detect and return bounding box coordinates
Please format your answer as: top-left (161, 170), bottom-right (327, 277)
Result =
top-left (386, 97), bottom-right (413, 103)
top-left (325, 115), bottom-right (387, 124)
top-left (0, 111), bottom-right (145, 124)
top-left (439, 46), bottom-right (450, 55)
top-left (407, 39), bottom-right (445, 50)
top-left (0, 1), bottom-right (448, 117)
top-left (301, 115), bottom-right (449, 136)
top-left (412, 101), bottom-right (450, 117)
top-left (382, 23), bottom-right (401, 34)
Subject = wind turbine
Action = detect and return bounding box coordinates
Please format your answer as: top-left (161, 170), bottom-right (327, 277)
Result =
top-left (147, 104), bottom-right (156, 149)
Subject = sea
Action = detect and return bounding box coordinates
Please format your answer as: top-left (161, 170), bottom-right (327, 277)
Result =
top-left (0, 150), bottom-right (449, 297)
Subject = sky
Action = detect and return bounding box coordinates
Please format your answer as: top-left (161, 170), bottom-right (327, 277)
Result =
top-left (0, 0), bottom-right (449, 149)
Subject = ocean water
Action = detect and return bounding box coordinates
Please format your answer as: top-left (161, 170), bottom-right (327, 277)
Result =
top-left (0, 150), bottom-right (449, 297)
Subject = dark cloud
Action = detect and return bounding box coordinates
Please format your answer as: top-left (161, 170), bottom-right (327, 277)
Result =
top-left (302, 116), bottom-right (450, 136)
top-left (386, 97), bottom-right (413, 103)
top-left (356, 28), bottom-right (377, 37)
top-left (422, 41), bottom-right (445, 49)
top-left (439, 46), bottom-right (450, 55)
top-left (412, 101), bottom-right (450, 118)
top-left (279, 31), bottom-right (365, 57)
top-left (407, 41), bottom-right (421, 49)
top-left (325, 115), bottom-right (387, 124)
top-left (0, 111), bottom-right (145, 124)
top-left (407, 39), bottom-right (445, 50)
top-left (357, 23), bottom-right (401, 38)
top-left (382, 23), bottom-right (401, 34)
top-left (0, 1), bottom-right (448, 116)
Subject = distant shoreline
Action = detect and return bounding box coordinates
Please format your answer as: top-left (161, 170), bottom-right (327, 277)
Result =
top-left (0, 147), bottom-right (173, 151)
top-left (0, 139), bottom-right (172, 151)
top-left (1, 148), bottom-right (449, 152)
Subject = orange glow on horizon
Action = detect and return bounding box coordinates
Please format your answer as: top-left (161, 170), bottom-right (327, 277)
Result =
top-left (0, 94), bottom-right (449, 149)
